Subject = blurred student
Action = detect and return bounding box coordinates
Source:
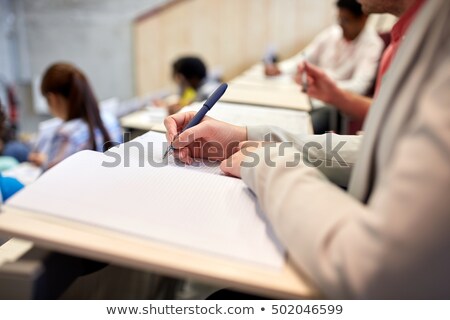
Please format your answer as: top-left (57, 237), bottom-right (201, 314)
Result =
top-left (28, 63), bottom-right (122, 170)
top-left (0, 163), bottom-right (24, 202)
top-left (160, 56), bottom-right (220, 114)
top-left (166, 0), bottom-right (450, 298)
top-left (266, 0), bottom-right (383, 97)
top-left (0, 100), bottom-right (31, 172)
top-left (0, 101), bottom-right (24, 201)
top-left (295, 0), bottom-right (422, 130)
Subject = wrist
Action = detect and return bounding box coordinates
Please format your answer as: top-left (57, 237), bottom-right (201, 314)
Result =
top-left (223, 126), bottom-right (247, 159)
top-left (327, 85), bottom-right (347, 108)
top-left (234, 125), bottom-right (247, 142)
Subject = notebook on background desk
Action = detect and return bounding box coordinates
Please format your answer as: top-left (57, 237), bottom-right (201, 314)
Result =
top-left (151, 101), bottom-right (313, 134)
top-left (0, 132), bottom-right (319, 298)
top-left (230, 74), bottom-right (299, 89)
top-left (221, 84), bottom-right (311, 112)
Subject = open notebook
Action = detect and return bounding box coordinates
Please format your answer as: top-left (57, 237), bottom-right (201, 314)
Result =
top-left (6, 132), bottom-right (285, 270)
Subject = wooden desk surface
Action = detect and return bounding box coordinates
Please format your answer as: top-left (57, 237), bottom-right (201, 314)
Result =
top-left (123, 100), bottom-right (313, 135)
top-left (120, 109), bottom-right (167, 131)
top-left (230, 74), bottom-right (299, 90)
top-left (0, 163), bottom-right (41, 269)
top-left (0, 238), bottom-right (33, 267)
top-left (0, 207), bottom-right (319, 299)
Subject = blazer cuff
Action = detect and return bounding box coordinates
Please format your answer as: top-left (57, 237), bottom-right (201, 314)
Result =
top-left (246, 126), bottom-right (274, 141)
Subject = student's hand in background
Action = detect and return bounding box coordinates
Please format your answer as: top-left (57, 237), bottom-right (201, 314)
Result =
top-left (28, 152), bottom-right (47, 167)
top-left (264, 63), bottom-right (282, 77)
top-left (295, 62), bottom-right (341, 105)
top-left (164, 112), bottom-right (247, 164)
top-left (152, 98), bottom-right (167, 107)
top-left (153, 95), bottom-right (182, 115)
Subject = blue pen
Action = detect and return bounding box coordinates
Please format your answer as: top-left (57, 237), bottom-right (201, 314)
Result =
top-left (163, 83), bottom-right (228, 159)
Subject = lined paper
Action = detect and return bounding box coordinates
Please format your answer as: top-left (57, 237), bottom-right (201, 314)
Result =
top-left (8, 132), bottom-right (284, 269)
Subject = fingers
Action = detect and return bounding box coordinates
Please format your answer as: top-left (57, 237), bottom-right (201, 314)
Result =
top-left (219, 143), bottom-right (261, 178)
top-left (172, 120), bottom-right (213, 149)
top-left (297, 63), bottom-right (305, 74)
top-left (265, 63), bottom-right (281, 76)
top-left (297, 62), bottom-right (325, 83)
top-left (295, 63), bottom-right (322, 95)
top-left (219, 158), bottom-right (231, 175)
top-left (304, 62), bottom-right (324, 78)
top-left (296, 63), bottom-right (312, 93)
top-left (294, 74), bottom-right (310, 93)
top-left (174, 140), bottom-right (263, 172)
top-left (164, 112), bottom-right (196, 142)
top-left (238, 141), bottom-right (262, 150)
top-left (220, 154), bottom-right (239, 177)
top-left (174, 148), bottom-right (193, 165)
top-left (294, 72), bottom-right (302, 86)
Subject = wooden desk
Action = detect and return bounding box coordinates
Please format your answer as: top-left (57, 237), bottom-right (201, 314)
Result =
top-left (0, 162), bottom-right (42, 268)
top-left (122, 74), bottom-right (311, 133)
top-left (151, 101), bottom-right (313, 135)
top-left (0, 64), bottom-right (317, 299)
top-left (0, 207), bottom-right (319, 299)
top-left (0, 164), bottom-right (51, 299)
top-left (120, 108), bottom-right (167, 132)
top-left (230, 74), bottom-right (298, 90)
top-left (0, 238), bottom-right (33, 267)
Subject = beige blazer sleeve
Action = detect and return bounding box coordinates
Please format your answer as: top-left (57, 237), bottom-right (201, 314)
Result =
top-left (246, 126), bottom-right (362, 188)
top-left (241, 48), bottom-right (450, 298)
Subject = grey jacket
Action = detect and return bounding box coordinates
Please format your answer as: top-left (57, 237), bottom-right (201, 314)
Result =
top-left (241, 0), bottom-right (450, 298)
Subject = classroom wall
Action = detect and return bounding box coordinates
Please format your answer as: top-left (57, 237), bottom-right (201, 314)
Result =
top-left (14, 0), bottom-right (171, 103)
top-left (0, 0), bottom-right (14, 82)
top-left (134, 0), bottom-right (335, 96)
top-left (0, 0), bottom-right (16, 104)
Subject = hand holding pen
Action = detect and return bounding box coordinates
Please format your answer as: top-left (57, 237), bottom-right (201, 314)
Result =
top-left (291, 53), bottom-right (309, 93)
top-left (163, 83), bottom-right (248, 164)
top-left (295, 61), bottom-right (340, 106)
top-left (163, 83), bottom-right (228, 159)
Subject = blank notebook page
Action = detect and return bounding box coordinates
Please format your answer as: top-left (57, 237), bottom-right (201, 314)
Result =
top-left (7, 132), bottom-right (285, 269)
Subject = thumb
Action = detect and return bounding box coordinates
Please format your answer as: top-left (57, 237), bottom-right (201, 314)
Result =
top-left (297, 63), bottom-right (305, 74)
top-left (304, 62), bottom-right (324, 78)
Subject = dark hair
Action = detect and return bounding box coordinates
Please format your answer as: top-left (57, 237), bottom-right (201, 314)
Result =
top-left (0, 101), bottom-right (6, 140)
top-left (336, 0), bottom-right (364, 17)
top-left (41, 63), bottom-right (112, 151)
top-left (172, 56), bottom-right (207, 89)
top-left (0, 100), bottom-right (15, 143)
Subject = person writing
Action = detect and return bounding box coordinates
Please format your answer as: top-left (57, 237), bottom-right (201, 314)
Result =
top-left (165, 0), bottom-right (450, 298)
top-left (295, 0), bottom-right (424, 129)
top-left (269, 0), bottom-right (384, 133)
top-left (266, 0), bottom-right (383, 97)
